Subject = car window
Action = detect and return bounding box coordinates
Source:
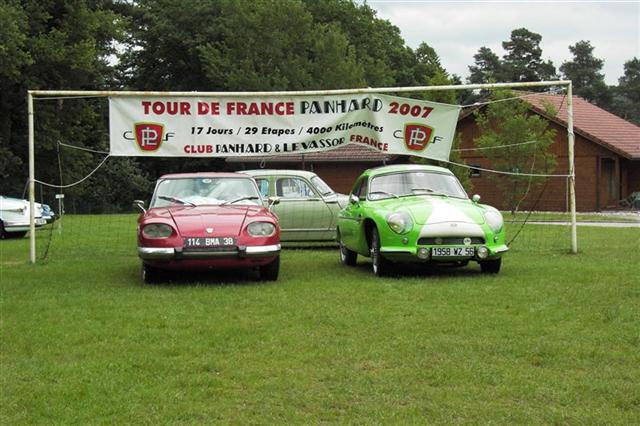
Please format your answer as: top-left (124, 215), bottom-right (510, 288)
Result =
top-left (255, 178), bottom-right (269, 197)
top-left (276, 177), bottom-right (316, 198)
top-left (152, 177), bottom-right (261, 207)
top-left (368, 171), bottom-right (467, 200)
top-left (311, 176), bottom-right (334, 196)
top-left (357, 178), bottom-right (368, 198)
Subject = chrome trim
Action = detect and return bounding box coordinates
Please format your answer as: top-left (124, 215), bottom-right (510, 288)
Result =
top-left (138, 247), bottom-right (175, 260)
top-left (245, 244), bottom-right (281, 255)
top-left (138, 244), bottom-right (281, 260)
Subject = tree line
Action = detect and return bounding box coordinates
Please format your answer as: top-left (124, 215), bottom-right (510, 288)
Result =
top-left (1, 0), bottom-right (637, 211)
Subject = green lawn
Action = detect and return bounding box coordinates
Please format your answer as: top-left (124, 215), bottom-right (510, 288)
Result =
top-left (1, 218), bottom-right (639, 424)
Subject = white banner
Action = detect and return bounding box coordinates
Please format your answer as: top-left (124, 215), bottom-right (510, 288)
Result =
top-left (109, 94), bottom-right (461, 160)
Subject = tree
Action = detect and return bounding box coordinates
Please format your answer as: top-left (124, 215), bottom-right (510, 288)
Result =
top-left (611, 58), bottom-right (640, 125)
top-left (0, 0), bottom-right (146, 210)
top-left (502, 28), bottom-right (557, 83)
top-left (560, 40), bottom-right (611, 107)
top-left (468, 47), bottom-right (503, 84)
top-left (473, 91), bottom-right (557, 212)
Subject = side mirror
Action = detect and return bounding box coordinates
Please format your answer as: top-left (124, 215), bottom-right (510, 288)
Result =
top-left (349, 194), bottom-right (360, 205)
top-left (133, 200), bottom-right (146, 213)
top-left (472, 194), bottom-right (481, 203)
top-left (267, 196), bottom-right (280, 209)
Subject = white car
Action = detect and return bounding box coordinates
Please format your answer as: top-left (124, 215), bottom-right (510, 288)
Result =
top-left (0, 196), bottom-right (47, 239)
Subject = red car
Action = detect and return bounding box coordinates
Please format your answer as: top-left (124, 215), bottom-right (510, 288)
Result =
top-left (135, 172), bottom-right (281, 283)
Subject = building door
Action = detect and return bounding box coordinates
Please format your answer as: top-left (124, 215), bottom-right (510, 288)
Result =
top-left (600, 158), bottom-right (619, 208)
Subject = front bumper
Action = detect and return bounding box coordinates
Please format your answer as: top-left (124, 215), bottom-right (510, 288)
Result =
top-left (380, 244), bottom-right (508, 263)
top-left (3, 218), bottom-right (47, 232)
top-left (138, 244), bottom-right (281, 261)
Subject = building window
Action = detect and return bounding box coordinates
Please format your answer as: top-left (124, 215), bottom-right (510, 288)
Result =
top-left (469, 165), bottom-right (481, 178)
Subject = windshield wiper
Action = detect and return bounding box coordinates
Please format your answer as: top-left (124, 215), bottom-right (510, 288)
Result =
top-left (220, 196), bottom-right (260, 206)
top-left (368, 190), bottom-right (399, 199)
top-left (411, 187), bottom-right (449, 197)
top-left (158, 195), bottom-right (196, 206)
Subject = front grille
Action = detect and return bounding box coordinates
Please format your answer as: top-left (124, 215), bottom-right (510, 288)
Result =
top-left (418, 237), bottom-right (485, 245)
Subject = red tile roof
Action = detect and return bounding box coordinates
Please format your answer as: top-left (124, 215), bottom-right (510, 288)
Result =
top-left (525, 93), bottom-right (640, 159)
top-left (226, 142), bottom-right (394, 163)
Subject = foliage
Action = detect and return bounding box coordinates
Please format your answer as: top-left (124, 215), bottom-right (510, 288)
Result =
top-left (0, 0), bottom-right (149, 212)
top-left (468, 46), bottom-right (502, 84)
top-left (501, 28), bottom-right (557, 84)
top-left (560, 41), bottom-right (611, 107)
top-left (473, 91), bottom-right (557, 213)
top-left (610, 58), bottom-right (640, 125)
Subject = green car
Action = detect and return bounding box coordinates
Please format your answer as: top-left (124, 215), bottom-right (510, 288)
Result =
top-left (337, 164), bottom-right (508, 276)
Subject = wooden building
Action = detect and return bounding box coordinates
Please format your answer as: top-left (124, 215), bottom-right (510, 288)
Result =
top-left (228, 94), bottom-right (640, 212)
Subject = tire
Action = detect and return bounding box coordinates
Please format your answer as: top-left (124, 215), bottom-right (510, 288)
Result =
top-left (4, 230), bottom-right (27, 239)
top-left (480, 258), bottom-right (502, 274)
top-left (370, 227), bottom-right (393, 277)
top-left (259, 255), bottom-right (280, 281)
top-left (0, 221), bottom-right (5, 239)
top-left (338, 229), bottom-right (357, 266)
top-left (141, 263), bottom-right (162, 284)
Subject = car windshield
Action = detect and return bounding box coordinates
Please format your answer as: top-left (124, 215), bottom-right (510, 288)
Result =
top-left (311, 176), bottom-right (335, 196)
top-left (151, 177), bottom-right (262, 208)
top-left (368, 171), bottom-right (468, 200)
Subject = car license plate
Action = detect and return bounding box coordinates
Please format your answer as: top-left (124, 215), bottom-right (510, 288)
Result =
top-left (431, 247), bottom-right (474, 257)
top-left (183, 237), bottom-right (236, 248)
top-left (35, 218), bottom-right (46, 225)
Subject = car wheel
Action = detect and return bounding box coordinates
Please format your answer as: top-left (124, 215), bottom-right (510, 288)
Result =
top-left (141, 263), bottom-right (162, 284)
top-left (370, 227), bottom-right (392, 277)
top-left (338, 230), bottom-right (357, 266)
top-left (259, 255), bottom-right (280, 281)
top-left (480, 258), bottom-right (502, 274)
top-left (0, 221), bottom-right (5, 239)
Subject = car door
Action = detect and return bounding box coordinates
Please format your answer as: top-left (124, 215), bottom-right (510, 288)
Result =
top-left (338, 177), bottom-right (368, 251)
top-left (273, 176), bottom-right (333, 241)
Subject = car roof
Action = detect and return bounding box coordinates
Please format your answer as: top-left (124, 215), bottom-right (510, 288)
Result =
top-left (364, 164), bottom-right (454, 177)
top-left (242, 169), bottom-right (318, 179)
top-left (158, 172), bottom-right (252, 179)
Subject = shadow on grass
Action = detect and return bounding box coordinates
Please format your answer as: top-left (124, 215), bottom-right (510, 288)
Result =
top-left (133, 266), bottom-right (277, 287)
top-left (351, 260), bottom-right (488, 279)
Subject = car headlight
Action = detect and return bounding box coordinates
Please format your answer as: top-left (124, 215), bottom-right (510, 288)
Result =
top-left (247, 221), bottom-right (276, 237)
top-left (484, 210), bottom-right (504, 232)
top-left (142, 223), bottom-right (174, 238)
top-left (386, 212), bottom-right (413, 234)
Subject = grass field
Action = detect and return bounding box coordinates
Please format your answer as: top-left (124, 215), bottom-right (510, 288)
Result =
top-left (1, 217), bottom-right (639, 424)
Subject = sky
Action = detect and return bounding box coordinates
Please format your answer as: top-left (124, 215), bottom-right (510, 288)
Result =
top-left (365, 1), bottom-right (639, 85)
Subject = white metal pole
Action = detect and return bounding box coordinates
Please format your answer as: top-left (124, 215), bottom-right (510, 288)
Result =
top-left (28, 92), bottom-right (36, 263)
top-left (567, 83), bottom-right (578, 254)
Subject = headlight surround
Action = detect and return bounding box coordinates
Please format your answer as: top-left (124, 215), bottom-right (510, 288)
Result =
top-left (142, 223), bottom-right (174, 238)
top-left (247, 221), bottom-right (276, 237)
top-left (386, 211), bottom-right (413, 234)
top-left (484, 210), bottom-right (504, 233)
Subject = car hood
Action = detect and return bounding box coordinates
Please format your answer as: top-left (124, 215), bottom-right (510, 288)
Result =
top-left (151, 205), bottom-right (265, 237)
top-left (382, 196), bottom-right (485, 225)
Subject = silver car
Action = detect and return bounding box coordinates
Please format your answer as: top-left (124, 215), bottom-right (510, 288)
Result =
top-left (243, 170), bottom-right (348, 242)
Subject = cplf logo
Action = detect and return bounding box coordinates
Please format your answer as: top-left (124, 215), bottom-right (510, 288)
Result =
top-left (134, 122), bottom-right (165, 151)
top-left (403, 123), bottom-right (433, 151)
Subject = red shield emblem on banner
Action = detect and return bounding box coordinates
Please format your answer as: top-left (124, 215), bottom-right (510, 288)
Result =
top-left (403, 123), bottom-right (433, 151)
top-left (134, 123), bottom-right (164, 151)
